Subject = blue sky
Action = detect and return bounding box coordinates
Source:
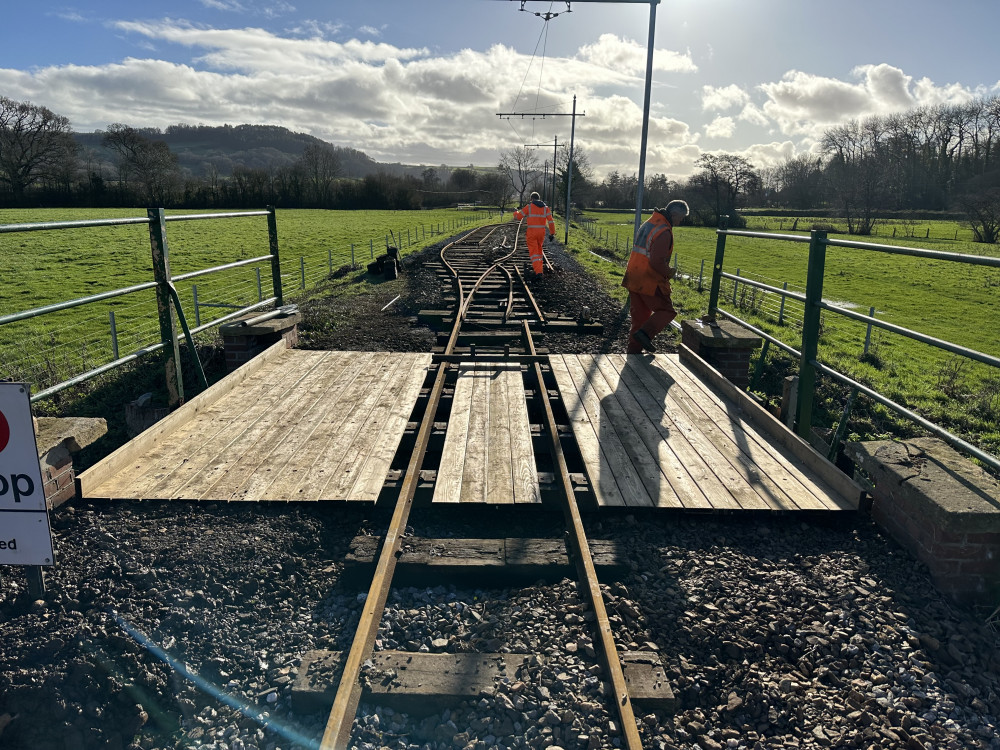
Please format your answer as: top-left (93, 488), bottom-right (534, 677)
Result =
top-left (2, 0), bottom-right (999, 179)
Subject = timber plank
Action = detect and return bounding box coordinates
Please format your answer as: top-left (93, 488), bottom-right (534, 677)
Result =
top-left (433, 365), bottom-right (474, 504)
top-left (651, 355), bottom-right (834, 510)
top-left (88, 350), bottom-right (313, 499)
top-left (281, 355), bottom-right (402, 501)
top-left (346, 355), bottom-right (433, 502)
top-left (460, 364), bottom-right (489, 503)
top-left (667, 352), bottom-right (858, 509)
top-left (146, 350), bottom-right (332, 499)
top-left (507, 367), bottom-right (540, 504)
top-left (294, 650), bottom-right (674, 716)
top-left (587, 355), bottom-right (718, 510)
top-left (485, 367), bottom-right (515, 504)
top-left (318, 355), bottom-right (418, 501)
top-left (231, 352), bottom-right (376, 501)
top-left (573, 355), bottom-right (684, 509)
top-left (182, 351), bottom-right (342, 500)
top-left (557, 354), bottom-right (654, 508)
top-left (263, 354), bottom-right (387, 499)
top-left (78, 339), bottom-right (292, 498)
top-left (618, 355), bottom-right (773, 511)
top-left (604, 355), bottom-right (740, 511)
top-left (548, 355), bottom-right (627, 507)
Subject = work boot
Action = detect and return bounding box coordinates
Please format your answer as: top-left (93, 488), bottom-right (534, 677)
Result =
top-left (632, 329), bottom-right (657, 353)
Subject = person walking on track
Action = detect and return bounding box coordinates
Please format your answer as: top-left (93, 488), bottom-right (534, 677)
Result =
top-left (513, 191), bottom-right (556, 275)
top-left (622, 199), bottom-right (690, 354)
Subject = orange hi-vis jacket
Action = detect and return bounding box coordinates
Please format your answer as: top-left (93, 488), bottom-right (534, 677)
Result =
top-left (622, 211), bottom-right (674, 297)
top-left (514, 200), bottom-right (556, 235)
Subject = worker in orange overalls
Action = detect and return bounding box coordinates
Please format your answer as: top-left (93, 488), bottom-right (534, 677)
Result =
top-left (622, 199), bottom-right (690, 354)
top-left (513, 192), bottom-right (556, 275)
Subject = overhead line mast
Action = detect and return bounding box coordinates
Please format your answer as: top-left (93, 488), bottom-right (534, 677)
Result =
top-left (498, 99), bottom-right (583, 244)
top-left (510, 0), bottom-right (661, 239)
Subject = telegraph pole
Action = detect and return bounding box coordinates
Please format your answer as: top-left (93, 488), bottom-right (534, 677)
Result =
top-left (511, 0), bottom-right (661, 239)
top-left (498, 108), bottom-right (584, 243)
top-left (524, 137), bottom-right (565, 207)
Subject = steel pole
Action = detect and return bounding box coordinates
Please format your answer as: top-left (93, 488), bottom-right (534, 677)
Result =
top-left (632, 0), bottom-right (659, 239)
top-left (564, 96), bottom-right (576, 244)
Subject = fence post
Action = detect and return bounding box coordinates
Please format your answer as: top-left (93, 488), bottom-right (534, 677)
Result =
top-left (707, 216), bottom-right (728, 319)
top-left (300, 257), bottom-right (306, 289)
top-left (796, 230), bottom-right (827, 441)
top-left (256, 268), bottom-right (262, 302)
top-left (148, 207), bottom-right (184, 407)
top-left (733, 268), bottom-right (741, 305)
top-left (351, 243), bottom-right (355, 268)
top-left (777, 281), bottom-right (788, 325)
top-left (370, 239), bottom-right (374, 259)
top-left (864, 306), bottom-right (876, 355)
top-left (192, 285), bottom-right (201, 327)
top-left (698, 258), bottom-right (705, 292)
top-left (109, 311), bottom-right (119, 360)
top-left (328, 247), bottom-right (333, 274)
top-left (267, 205), bottom-right (283, 306)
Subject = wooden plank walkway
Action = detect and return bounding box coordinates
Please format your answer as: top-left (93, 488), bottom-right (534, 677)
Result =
top-left (433, 364), bottom-right (540, 504)
top-left (549, 353), bottom-right (858, 511)
top-left (82, 349), bottom-right (431, 502)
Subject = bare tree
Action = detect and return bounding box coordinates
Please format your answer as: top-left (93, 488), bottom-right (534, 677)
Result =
top-left (102, 123), bottom-right (180, 204)
top-left (0, 97), bottom-right (77, 203)
top-left (775, 154), bottom-right (824, 209)
top-left (957, 173), bottom-right (1000, 243)
top-left (498, 146), bottom-right (541, 207)
top-left (297, 143), bottom-right (341, 206)
top-left (689, 153), bottom-right (760, 225)
top-left (480, 169), bottom-right (514, 212)
top-left (822, 118), bottom-right (891, 235)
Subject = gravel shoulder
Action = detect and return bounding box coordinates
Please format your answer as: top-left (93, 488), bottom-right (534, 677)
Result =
top-left (2, 234), bottom-right (998, 750)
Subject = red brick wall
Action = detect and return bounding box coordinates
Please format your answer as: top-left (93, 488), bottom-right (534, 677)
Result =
top-left (871, 486), bottom-right (999, 605)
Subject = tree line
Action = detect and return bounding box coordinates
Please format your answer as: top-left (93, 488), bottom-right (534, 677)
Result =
top-left (2, 95), bottom-right (999, 241)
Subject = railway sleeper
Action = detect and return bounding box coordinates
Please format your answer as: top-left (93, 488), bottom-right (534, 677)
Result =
top-left (293, 650), bottom-right (675, 717)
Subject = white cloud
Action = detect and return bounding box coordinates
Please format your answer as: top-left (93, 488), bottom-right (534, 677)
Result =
top-left (576, 34), bottom-right (696, 76)
top-left (198, 0), bottom-right (247, 11)
top-left (759, 63), bottom-right (983, 138)
top-left (701, 84), bottom-right (748, 112)
top-left (703, 116), bottom-right (735, 139)
top-left (358, 25), bottom-right (381, 38)
top-left (738, 103), bottom-right (769, 127)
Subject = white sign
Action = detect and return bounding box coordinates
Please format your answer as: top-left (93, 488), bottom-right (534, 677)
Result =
top-left (0, 383), bottom-right (54, 566)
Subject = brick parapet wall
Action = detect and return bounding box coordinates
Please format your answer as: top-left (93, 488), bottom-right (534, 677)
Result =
top-left (220, 313), bottom-right (300, 372)
top-left (681, 319), bottom-right (761, 390)
top-left (848, 437), bottom-right (1000, 606)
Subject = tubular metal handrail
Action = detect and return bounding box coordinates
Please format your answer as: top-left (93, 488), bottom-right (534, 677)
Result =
top-left (1, 208), bottom-right (281, 403)
top-left (709, 225), bottom-right (1000, 470)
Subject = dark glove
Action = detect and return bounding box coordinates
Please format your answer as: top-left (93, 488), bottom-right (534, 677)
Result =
top-left (548, 234), bottom-right (555, 242)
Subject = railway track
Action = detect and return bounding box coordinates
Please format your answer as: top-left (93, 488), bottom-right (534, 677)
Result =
top-left (319, 222), bottom-right (645, 749)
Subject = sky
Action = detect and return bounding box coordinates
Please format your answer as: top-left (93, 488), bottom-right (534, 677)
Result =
top-left (2, 0), bottom-right (999, 181)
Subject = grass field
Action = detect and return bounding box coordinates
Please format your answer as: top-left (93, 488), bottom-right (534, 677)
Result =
top-left (565, 211), bottom-right (1000, 462)
top-left (0, 207), bottom-right (494, 399)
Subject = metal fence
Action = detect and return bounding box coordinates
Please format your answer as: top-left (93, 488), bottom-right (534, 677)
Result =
top-left (0, 208), bottom-right (281, 406)
top-left (707, 227), bottom-right (1000, 473)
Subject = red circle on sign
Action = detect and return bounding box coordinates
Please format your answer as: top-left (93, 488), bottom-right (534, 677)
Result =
top-left (0, 410), bottom-right (9, 454)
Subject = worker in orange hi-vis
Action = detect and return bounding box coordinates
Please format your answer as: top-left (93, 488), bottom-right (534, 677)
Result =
top-left (622, 199), bottom-right (690, 354)
top-left (513, 191), bottom-right (556, 275)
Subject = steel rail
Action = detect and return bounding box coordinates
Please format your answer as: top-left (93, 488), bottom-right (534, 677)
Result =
top-left (523, 321), bottom-right (644, 750)
top-left (320, 223), bottom-right (502, 749)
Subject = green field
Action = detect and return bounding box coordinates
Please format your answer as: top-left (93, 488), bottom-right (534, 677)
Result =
top-left (565, 211), bottom-right (1000, 461)
top-left (0, 207), bottom-right (495, 398)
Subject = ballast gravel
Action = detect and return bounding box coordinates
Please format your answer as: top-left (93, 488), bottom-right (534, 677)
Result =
top-left (1, 234), bottom-right (998, 750)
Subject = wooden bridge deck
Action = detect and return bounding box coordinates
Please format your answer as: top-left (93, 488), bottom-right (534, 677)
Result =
top-left (81, 347), bottom-right (432, 502)
top-left (550, 353), bottom-right (858, 511)
top-left (79, 344), bottom-right (861, 510)
top-left (432, 364), bottom-right (540, 505)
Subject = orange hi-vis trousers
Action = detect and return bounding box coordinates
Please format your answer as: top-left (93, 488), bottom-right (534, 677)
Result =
top-left (526, 229), bottom-right (545, 274)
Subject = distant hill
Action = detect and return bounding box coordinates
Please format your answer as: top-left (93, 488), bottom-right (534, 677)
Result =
top-left (72, 123), bottom-right (412, 180)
